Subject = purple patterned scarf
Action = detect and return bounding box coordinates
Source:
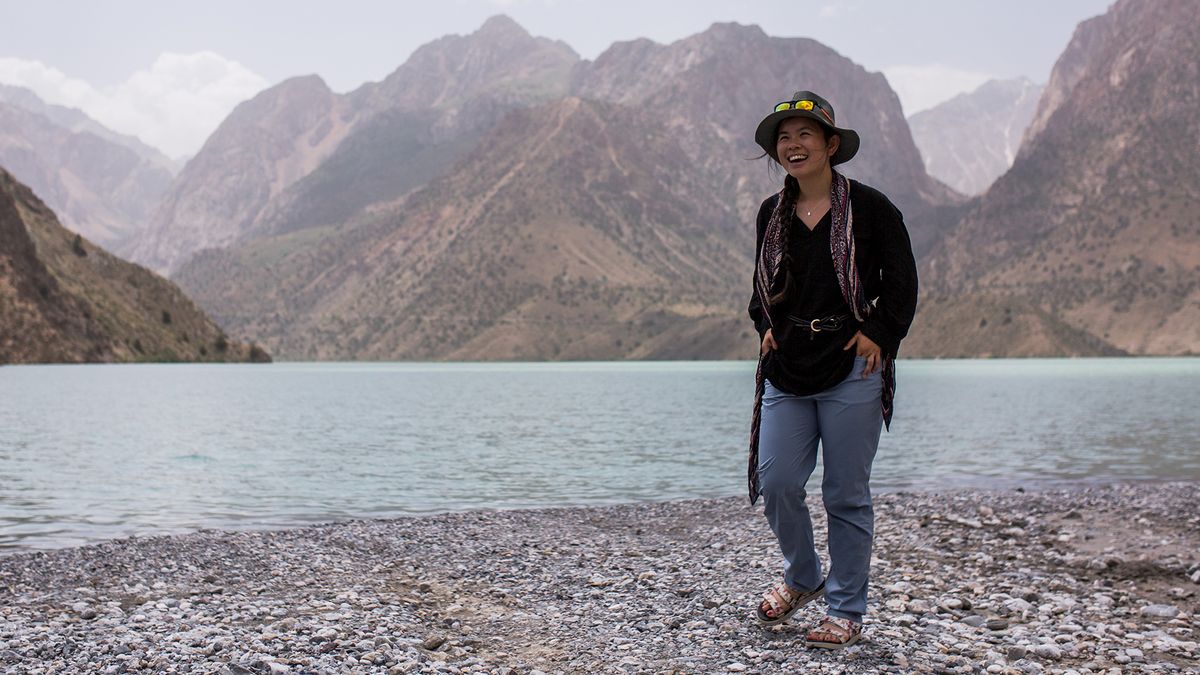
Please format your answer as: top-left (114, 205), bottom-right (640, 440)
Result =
top-left (747, 170), bottom-right (896, 505)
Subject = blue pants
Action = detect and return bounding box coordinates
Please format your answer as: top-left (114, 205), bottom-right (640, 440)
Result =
top-left (757, 356), bottom-right (883, 623)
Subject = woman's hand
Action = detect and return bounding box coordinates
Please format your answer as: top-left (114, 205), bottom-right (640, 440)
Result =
top-left (843, 331), bottom-right (882, 377)
top-left (761, 328), bottom-right (778, 356)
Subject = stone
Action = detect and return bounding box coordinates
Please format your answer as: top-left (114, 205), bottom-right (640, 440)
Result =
top-left (421, 636), bottom-right (446, 651)
top-left (1032, 644), bottom-right (1061, 660)
top-left (1006, 598), bottom-right (1034, 614)
top-left (1140, 604), bottom-right (1179, 618)
top-left (1007, 646), bottom-right (1027, 661)
top-left (961, 615), bottom-right (986, 627)
top-left (907, 599), bottom-right (932, 614)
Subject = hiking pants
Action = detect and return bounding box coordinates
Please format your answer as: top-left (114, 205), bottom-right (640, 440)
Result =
top-left (757, 355), bottom-right (884, 623)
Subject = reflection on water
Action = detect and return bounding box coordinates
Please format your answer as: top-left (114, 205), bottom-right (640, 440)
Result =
top-left (1, 359), bottom-right (1197, 551)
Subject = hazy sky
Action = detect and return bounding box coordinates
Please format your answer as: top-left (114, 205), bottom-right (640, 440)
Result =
top-left (0, 0), bottom-right (1112, 159)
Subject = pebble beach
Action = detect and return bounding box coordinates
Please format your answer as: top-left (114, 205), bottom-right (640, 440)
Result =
top-left (1, 482), bottom-right (1197, 674)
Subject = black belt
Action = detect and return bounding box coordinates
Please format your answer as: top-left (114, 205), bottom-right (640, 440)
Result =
top-left (785, 313), bottom-right (852, 338)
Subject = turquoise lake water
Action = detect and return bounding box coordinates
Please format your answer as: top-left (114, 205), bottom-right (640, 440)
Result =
top-left (1, 358), bottom-right (1197, 551)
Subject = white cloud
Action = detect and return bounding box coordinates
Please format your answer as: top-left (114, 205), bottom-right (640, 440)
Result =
top-left (0, 52), bottom-right (269, 159)
top-left (881, 64), bottom-right (993, 117)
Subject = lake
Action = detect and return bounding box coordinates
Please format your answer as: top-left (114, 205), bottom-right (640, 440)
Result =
top-left (1, 358), bottom-right (1197, 551)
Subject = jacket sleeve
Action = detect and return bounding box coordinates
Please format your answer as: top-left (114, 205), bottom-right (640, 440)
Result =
top-left (747, 197), bottom-right (775, 338)
top-left (859, 197), bottom-right (918, 358)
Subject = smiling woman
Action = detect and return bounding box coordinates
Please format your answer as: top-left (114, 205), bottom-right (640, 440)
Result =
top-left (744, 89), bottom-right (918, 648)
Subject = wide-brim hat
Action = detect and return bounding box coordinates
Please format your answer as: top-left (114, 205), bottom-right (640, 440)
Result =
top-left (754, 90), bottom-right (860, 165)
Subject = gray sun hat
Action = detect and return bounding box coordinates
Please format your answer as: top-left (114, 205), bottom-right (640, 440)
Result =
top-left (754, 90), bottom-right (860, 165)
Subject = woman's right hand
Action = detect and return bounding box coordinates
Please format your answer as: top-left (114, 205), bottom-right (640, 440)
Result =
top-left (760, 328), bottom-right (778, 356)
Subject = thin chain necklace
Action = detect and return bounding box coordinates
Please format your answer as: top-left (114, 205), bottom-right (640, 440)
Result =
top-left (797, 197), bottom-right (827, 218)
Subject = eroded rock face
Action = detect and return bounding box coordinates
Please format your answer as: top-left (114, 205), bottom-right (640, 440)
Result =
top-left (909, 78), bottom-right (1044, 196)
top-left (129, 75), bottom-right (353, 275)
top-left (909, 0), bottom-right (1200, 357)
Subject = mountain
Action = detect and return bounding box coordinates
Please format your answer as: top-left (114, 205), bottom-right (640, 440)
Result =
top-left (908, 78), bottom-right (1043, 196)
top-left (134, 15), bottom-right (579, 274)
top-left (0, 84), bottom-right (182, 172)
top-left (908, 0), bottom-right (1200, 357)
top-left (172, 18), bottom-right (964, 361)
top-left (0, 87), bottom-right (176, 254)
top-left (0, 168), bottom-right (266, 364)
top-left (572, 22), bottom-right (963, 257)
top-left (175, 98), bottom-right (748, 360)
top-left (129, 74), bottom-right (352, 273)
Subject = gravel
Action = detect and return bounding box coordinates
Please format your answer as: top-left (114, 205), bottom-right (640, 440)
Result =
top-left (1, 482), bottom-right (1197, 673)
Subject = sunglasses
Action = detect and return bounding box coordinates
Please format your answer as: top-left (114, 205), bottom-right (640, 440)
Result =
top-left (773, 99), bottom-right (835, 124)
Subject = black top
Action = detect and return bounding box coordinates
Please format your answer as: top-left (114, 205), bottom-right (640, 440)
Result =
top-left (747, 179), bottom-right (919, 396)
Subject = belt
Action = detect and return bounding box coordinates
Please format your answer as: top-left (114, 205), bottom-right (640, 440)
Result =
top-left (785, 313), bottom-right (852, 338)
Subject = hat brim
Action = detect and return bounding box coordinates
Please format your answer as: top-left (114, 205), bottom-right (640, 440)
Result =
top-left (755, 110), bottom-right (860, 166)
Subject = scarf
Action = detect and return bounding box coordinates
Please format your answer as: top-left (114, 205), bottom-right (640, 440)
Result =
top-left (747, 171), bottom-right (896, 505)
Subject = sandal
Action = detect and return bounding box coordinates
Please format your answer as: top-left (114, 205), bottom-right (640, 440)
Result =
top-left (804, 615), bottom-right (862, 649)
top-left (756, 579), bottom-right (825, 626)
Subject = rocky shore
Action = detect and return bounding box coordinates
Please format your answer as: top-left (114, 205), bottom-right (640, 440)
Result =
top-left (1, 482), bottom-right (1197, 674)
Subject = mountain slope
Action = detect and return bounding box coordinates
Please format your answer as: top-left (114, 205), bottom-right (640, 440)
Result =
top-left (0, 168), bottom-right (266, 364)
top-left (908, 0), bottom-right (1200, 357)
top-left (908, 78), bottom-right (1043, 195)
top-left (0, 90), bottom-right (175, 254)
top-left (175, 98), bottom-right (749, 360)
top-left (173, 19), bottom-right (971, 361)
top-left (572, 22), bottom-right (963, 257)
top-left (135, 15), bottom-right (580, 274)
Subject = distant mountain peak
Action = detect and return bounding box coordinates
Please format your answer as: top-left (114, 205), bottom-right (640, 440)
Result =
top-left (699, 21), bottom-right (767, 40)
top-left (477, 14), bottom-right (529, 37)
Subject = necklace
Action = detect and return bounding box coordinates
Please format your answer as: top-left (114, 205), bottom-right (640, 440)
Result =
top-left (797, 200), bottom-right (823, 218)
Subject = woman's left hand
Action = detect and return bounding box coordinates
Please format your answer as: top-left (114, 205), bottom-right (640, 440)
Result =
top-left (843, 331), bottom-right (882, 377)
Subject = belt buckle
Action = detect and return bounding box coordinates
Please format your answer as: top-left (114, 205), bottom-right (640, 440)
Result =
top-left (810, 319), bottom-right (822, 333)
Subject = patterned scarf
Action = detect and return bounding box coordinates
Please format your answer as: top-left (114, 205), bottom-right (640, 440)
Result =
top-left (747, 170), bottom-right (896, 505)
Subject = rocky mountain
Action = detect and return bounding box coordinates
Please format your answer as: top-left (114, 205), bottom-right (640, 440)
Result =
top-left (0, 87), bottom-right (176, 255)
top-left (0, 168), bottom-right (266, 364)
top-left (572, 22), bottom-right (963, 257)
top-left (908, 0), bottom-right (1199, 357)
top-left (129, 74), bottom-right (353, 273)
top-left (175, 98), bottom-right (749, 360)
top-left (172, 18), bottom-right (964, 361)
top-left (0, 84), bottom-right (182, 171)
top-left (908, 78), bottom-right (1044, 196)
top-left (134, 15), bottom-right (579, 274)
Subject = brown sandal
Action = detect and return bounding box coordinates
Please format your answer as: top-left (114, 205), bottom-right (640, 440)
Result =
top-left (805, 615), bottom-right (862, 649)
top-left (756, 580), bottom-right (825, 626)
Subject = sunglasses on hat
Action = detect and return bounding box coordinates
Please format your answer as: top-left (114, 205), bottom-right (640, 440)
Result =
top-left (773, 99), bottom-right (835, 124)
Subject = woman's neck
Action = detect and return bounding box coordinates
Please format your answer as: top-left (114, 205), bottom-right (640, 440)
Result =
top-left (795, 169), bottom-right (833, 202)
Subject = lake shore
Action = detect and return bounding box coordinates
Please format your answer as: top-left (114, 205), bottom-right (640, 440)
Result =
top-left (1, 483), bottom-right (1197, 674)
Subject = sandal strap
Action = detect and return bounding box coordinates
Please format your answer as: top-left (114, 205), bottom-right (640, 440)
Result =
top-left (810, 616), bottom-right (860, 641)
top-left (762, 583), bottom-right (799, 613)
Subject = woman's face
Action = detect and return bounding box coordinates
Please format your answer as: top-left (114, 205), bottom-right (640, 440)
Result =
top-left (775, 117), bottom-right (839, 181)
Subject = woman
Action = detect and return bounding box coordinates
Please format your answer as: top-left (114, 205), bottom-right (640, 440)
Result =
top-left (746, 91), bottom-right (917, 648)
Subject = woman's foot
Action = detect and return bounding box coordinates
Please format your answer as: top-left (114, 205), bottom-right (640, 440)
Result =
top-left (756, 580), bottom-right (825, 626)
top-left (804, 615), bottom-right (862, 649)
